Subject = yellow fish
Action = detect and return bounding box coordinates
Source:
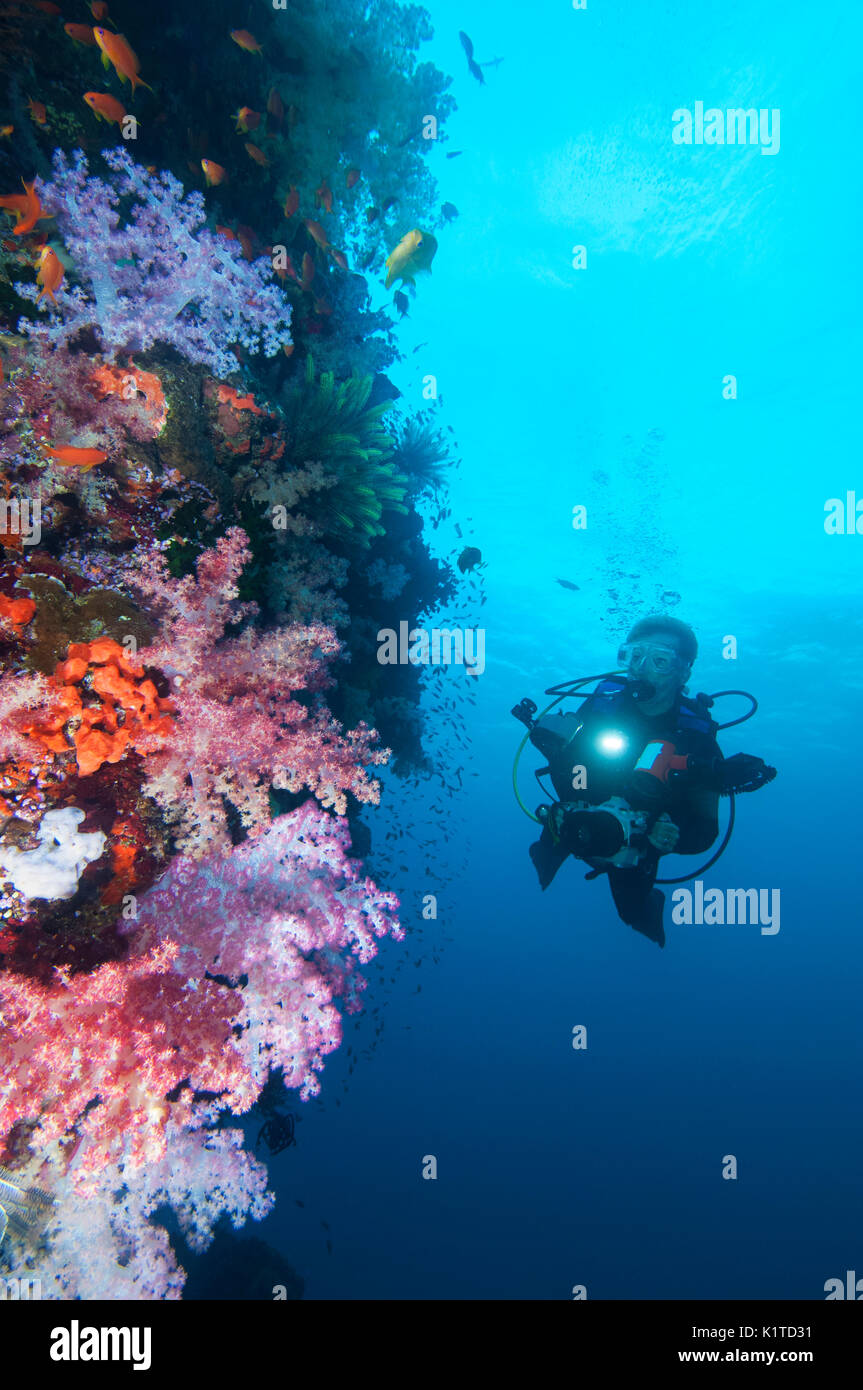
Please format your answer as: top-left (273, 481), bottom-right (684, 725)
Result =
top-left (384, 228), bottom-right (437, 290)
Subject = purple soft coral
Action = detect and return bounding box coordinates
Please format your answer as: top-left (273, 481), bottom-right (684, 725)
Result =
top-left (126, 801), bottom-right (402, 1101)
top-left (17, 148), bottom-right (292, 377)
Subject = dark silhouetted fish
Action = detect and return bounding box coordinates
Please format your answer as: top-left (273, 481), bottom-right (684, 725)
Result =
top-left (457, 545), bottom-right (483, 573)
top-left (556, 578), bottom-right (579, 591)
top-left (459, 31), bottom-right (486, 85)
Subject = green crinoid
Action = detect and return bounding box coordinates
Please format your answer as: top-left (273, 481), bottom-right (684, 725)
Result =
top-left (280, 357), bottom-right (410, 546)
top-left (326, 454), bottom-right (410, 543)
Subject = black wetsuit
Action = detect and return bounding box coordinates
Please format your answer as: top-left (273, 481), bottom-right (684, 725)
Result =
top-left (528, 680), bottom-right (722, 944)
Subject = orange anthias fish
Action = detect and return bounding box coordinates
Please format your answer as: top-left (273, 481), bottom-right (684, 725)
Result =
top-left (43, 446), bottom-right (108, 471)
top-left (300, 252), bottom-right (314, 290)
top-left (201, 159), bottom-right (227, 187)
top-left (267, 88), bottom-right (284, 123)
top-left (274, 253), bottom-right (298, 284)
top-left (93, 28), bottom-right (152, 94)
top-left (89, 1), bottom-right (114, 22)
top-left (215, 223), bottom-right (236, 239)
top-left (346, 168), bottom-right (361, 189)
top-left (315, 178), bottom-right (333, 214)
top-left (244, 142), bottom-right (269, 167)
top-left (36, 245), bottom-right (64, 302)
top-left (30, 1), bottom-right (62, 14)
top-left (0, 126), bottom-right (13, 140)
top-left (236, 225), bottom-right (256, 261)
top-left (283, 185), bottom-right (299, 219)
top-left (0, 190), bottom-right (29, 222)
top-left (303, 218), bottom-right (329, 251)
top-left (230, 29), bottom-right (263, 55)
top-left (64, 23), bottom-right (98, 46)
top-left (84, 92), bottom-right (127, 126)
top-left (233, 106), bottom-right (260, 134)
top-left (329, 248), bottom-right (348, 271)
top-left (27, 98), bottom-right (48, 126)
top-left (0, 180), bottom-right (49, 237)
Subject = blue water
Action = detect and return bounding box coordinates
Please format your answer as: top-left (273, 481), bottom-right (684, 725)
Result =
top-left (261, 0), bottom-right (862, 1299)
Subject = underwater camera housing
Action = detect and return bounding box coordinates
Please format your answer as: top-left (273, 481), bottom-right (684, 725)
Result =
top-left (511, 697), bottom-right (538, 729)
top-left (537, 797), bottom-right (649, 870)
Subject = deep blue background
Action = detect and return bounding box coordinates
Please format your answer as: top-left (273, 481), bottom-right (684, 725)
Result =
top-left (254, 0), bottom-right (862, 1299)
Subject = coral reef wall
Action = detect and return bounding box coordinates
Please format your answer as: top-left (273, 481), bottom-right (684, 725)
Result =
top-left (0, 0), bottom-right (457, 1297)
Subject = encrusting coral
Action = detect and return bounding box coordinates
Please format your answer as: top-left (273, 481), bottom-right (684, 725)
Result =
top-left (22, 637), bottom-right (175, 775)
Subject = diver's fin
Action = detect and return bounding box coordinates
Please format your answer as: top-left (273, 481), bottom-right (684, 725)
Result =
top-left (529, 828), bottom-right (569, 890)
top-left (629, 889), bottom-right (666, 947)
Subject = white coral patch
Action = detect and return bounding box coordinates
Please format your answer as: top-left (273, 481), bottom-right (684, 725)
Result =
top-left (0, 807), bottom-right (106, 901)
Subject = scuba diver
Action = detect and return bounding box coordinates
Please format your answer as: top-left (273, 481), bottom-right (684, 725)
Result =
top-left (511, 615), bottom-right (777, 948)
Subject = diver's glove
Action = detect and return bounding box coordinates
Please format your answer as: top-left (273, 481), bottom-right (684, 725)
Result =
top-left (671, 752), bottom-right (777, 795)
top-left (646, 813), bottom-right (680, 852)
top-left (540, 801), bottom-right (575, 844)
top-left (714, 753), bottom-right (777, 795)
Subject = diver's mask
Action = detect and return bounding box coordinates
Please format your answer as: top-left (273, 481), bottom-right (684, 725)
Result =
top-left (617, 641), bottom-right (688, 705)
top-left (617, 641), bottom-right (683, 679)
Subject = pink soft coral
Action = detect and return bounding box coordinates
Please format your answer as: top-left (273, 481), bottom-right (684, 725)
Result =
top-left (0, 802), bottom-right (399, 1207)
top-left (127, 800), bottom-right (402, 1099)
top-left (0, 341), bottom-right (165, 474)
top-left (0, 941), bottom-right (251, 1180)
top-left (13, 1124), bottom-right (273, 1300)
top-left (128, 528), bottom-right (389, 854)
